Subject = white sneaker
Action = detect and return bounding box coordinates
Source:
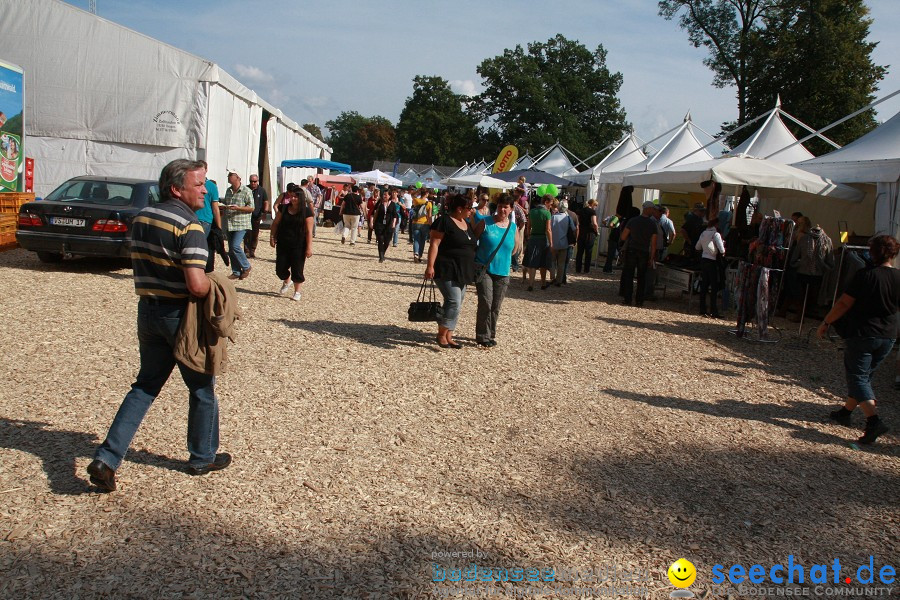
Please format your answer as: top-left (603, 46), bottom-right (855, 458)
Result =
top-left (291, 291), bottom-right (302, 301)
top-left (279, 281), bottom-right (291, 295)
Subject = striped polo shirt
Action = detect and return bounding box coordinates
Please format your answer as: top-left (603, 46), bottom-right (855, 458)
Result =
top-left (130, 200), bottom-right (209, 299)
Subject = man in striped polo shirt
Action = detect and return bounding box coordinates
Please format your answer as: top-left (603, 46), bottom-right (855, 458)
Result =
top-left (87, 159), bottom-right (232, 492)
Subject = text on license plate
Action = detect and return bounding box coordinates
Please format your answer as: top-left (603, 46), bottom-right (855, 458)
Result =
top-left (50, 217), bottom-right (86, 227)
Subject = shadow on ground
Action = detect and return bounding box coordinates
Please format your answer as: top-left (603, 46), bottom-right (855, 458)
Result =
top-left (278, 319), bottom-right (439, 351)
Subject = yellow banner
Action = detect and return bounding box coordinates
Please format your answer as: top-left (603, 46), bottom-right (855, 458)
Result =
top-left (492, 145), bottom-right (518, 174)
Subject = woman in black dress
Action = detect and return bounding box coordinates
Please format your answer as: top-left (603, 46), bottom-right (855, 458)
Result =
top-left (424, 194), bottom-right (477, 349)
top-left (372, 192), bottom-right (398, 263)
top-left (270, 188), bottom-right (314, 301)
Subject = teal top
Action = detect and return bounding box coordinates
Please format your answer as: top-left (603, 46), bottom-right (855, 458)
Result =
top-left (475, 217), bottom-right (516, 277)
top-left (195, 179), bottom-right (218, 224)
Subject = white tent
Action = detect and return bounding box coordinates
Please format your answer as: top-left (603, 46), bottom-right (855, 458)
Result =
top-left (2, 0), bottom-right (330, 197)
top-left (727, 107), bottom-right (815, 164)
top-left (531, 144), bottom-right (580, 177)
top-left (624, 155), bottom-right (863, 202)
top-left (351, 170), bottom-right (403, 186)
top-left (442, 174), bottom-right (517, 189)
top-left (568, 132), bottom-right (648, 202)
top-left (799, 111), bottom-right (900, 237)
top-left (513, 154), bottom-right (535, 170)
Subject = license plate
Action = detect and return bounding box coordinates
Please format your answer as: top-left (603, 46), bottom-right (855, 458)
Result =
top-left (50, 217), bottom-right (86, 227)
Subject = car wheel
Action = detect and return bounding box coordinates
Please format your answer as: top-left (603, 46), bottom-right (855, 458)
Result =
top-left (36, 251), bottom-right (64, 263)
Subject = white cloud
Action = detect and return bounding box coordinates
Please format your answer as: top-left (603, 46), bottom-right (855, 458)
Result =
top-left (233, 64), bottom-right (275, 85)
top-left (450, 79), bottom-right (479, 97)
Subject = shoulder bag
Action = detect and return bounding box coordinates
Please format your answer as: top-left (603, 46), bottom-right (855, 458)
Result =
top-left (408, 278), bottom-right (443, 322)
top-left (474, 221), bottom-right (512, 284)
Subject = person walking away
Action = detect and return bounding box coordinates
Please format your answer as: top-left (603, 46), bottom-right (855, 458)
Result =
top-left (818, 234), bottom-right (900, 444)
top-left (86, 159), bottom-right (231, 492)
top-left (223, 172), bottom-right (254, 280)
top-left (306, 178), bottom-right (323, 238)
top-left (366, 188), bottom-right (380, 243)
top-left (550, 199), bottom-right (576, 286)
top-left (373, 191), bottom-right (399, 263)
top-left (523, 195), bottom-right (553, 291)
top-left (410, 191), bottom-right (433, 263)
top-left (195, 161), bottom-right (221, 273)
top-left (340, 185), bottom-right (363, 245)
top-left (576, 199), bottom-right (599, 274)
top-left (270, 186), bottom-right (314, 301)
top-left (695, 217), bottom-right (726, 317)
top-left (562, 198), bottom-right (579, 283)
top-left (244, 174), bottom-right (268, 258)
top-left (473, 194), bottom-right (516, 347)
top-left (424, 194), bottom-right (477, 348)
top-left (618, 201), bottom-right (658, 306)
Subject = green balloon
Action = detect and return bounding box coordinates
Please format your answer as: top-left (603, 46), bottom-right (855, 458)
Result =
top-left (415, 181), bottom-right (423, 188)
top-left (537, 184), bottom-right (548, 197)
top-left (547, 184), bottom-right (559, 197)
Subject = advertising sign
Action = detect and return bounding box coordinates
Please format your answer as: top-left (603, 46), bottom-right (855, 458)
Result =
top-left (0, 59), bottom-right (25, 192)
top-left (491, 145), bottom-right (518, 174)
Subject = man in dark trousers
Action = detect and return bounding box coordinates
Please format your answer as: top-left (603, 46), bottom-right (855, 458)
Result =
top-left (244, 173), bottom-right (269, 258)
top-left (619, 200), bottom-right (659, 307)
top-left (86, 159), bottom-right (232, 492)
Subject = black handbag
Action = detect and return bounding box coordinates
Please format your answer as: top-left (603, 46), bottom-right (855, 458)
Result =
top-left (408, 278), bottom-right (443, 322)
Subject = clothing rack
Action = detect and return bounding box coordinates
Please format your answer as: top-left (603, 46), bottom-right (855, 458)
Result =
top-left (730, 216), bottom-right (795, 343)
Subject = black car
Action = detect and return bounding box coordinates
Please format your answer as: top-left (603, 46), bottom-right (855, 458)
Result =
top-left (16, 176), bottom-right (160, 262)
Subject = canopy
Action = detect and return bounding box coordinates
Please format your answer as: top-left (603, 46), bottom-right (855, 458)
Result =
top-left (442, 174), bottom-right (517, 189)
top-left (491, 168), bottom-right (574, 186)
top-left (623, 155), bottom-right (864, 202)
top-left (351, 169), bottom-right (403, 186)
top-left (532, 144), bottom-right (580, 177)
top-left (281, 158), bottom-right (351, 173)
top-left (727, 109), bottom-right (815, 164)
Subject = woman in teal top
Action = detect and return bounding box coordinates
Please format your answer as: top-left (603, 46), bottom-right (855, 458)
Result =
top-left (472, 194), bottom-right (517, 347)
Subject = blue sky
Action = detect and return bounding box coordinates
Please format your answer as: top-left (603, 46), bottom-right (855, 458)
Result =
top-left (65, 0), bottom-right (900, 158)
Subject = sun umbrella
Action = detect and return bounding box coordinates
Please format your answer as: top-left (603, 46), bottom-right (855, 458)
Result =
top-left (490, 168), bottom-right (575, 187)
top-left (351, 169), bottom-right (403, 186)
top-left (442, 174), bottom-right (518, 189)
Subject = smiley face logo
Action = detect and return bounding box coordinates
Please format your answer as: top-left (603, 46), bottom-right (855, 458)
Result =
top-left (667, 558), bottom-right (697, 588)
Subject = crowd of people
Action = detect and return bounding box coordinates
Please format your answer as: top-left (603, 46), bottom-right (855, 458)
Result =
top-left (84, 160), bottom-right (899, 494)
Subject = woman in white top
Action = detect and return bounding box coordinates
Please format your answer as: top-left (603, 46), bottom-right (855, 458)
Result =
top-left (695, 217), bottom-right (726, 318)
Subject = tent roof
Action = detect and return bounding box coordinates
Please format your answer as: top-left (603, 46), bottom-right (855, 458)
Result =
top-left (281, 158), bottom-right (351, 173)
top-left (728, 110), bottom-right (815, 164)
top-left (532, 145), bottom-right (579, 177)
top-left (568, 133), bottom-right (647, 185)
top-left (798, 110), bottom-right (900, 183)
top-left (596, 119), bottom-right (713, 184)
top-left (514, 154), bottom-right (535, 170)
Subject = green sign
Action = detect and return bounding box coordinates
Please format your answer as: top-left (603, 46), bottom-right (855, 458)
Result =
top-left (0, 59), bottom-right (25, 192)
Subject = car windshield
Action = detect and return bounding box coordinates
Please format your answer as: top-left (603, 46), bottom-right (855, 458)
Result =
top-left (45, 181), bottom-right (139, 206)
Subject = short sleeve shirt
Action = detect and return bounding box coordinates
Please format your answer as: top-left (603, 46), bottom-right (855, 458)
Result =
top-left (844, 266), bottom-right (900, 339)
top-left (224, 184), bottom-right (253, 230)
top-left (624, 215), bottom-right (657, 252)
top-left (528, 207), bottom-right (552, 239)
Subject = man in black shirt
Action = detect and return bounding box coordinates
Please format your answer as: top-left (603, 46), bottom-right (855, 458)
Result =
top-left (244, 174), bottom-right (269, 258)
top-left (619, 201), bottom-right (658, 306)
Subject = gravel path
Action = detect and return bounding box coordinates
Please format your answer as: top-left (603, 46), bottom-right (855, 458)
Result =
top-left (0, 232), bottom-right (897, 599)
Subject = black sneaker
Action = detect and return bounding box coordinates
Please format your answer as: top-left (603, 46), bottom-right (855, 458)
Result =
top-left (829, 408), bottom-right (852, 427)
top-left (858, 419), bottom-right (889, 445)
top-left (87, 459), bottom-right (116, 492)
top-left (187, 453), bottom-right (233, 476)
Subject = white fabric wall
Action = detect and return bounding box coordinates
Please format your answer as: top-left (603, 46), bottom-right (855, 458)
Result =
top-left (266, 117), bottom-right (329, 194)
top-left (873, 181), bottom-right (900, 237)
top-left (29, 136), bottom-right (189, 198)
top-left (204, 84), bottom-right (262, 184)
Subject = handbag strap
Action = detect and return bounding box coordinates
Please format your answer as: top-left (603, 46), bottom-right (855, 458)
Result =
top-left (417, 277), bottom-right (439, 303)
top-left (481, 220), bottom-right (512, 267)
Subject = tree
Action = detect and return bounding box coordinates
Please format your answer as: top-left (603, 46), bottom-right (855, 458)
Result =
top-left (325, 111), bottom-right (396, 170)
top-left (658, 0), bottom-right (778, 127)
top-left (302, 123), bottom-right (325, 143)
top-left (743, 0), bottom-right (886, 153)
top-left (395, 76), bottom-right (481, 165)
top-left (473, 34), bottom-right (629, 159)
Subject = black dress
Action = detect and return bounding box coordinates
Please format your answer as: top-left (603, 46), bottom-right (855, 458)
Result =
top-left (431, 215), bottom-right (477, 284)
top-left (275, 203), bottom-right (312, 283)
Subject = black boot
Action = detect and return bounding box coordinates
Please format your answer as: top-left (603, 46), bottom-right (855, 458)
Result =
top-left (859, 416), bottom-right (889, 444)
top-left (828, 407), bottom-right (852, 427)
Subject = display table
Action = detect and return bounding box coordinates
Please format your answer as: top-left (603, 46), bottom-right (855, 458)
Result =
top-left (656, 265), bottom-right (700, 309)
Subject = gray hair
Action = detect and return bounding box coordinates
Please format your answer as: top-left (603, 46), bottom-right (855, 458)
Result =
top-left (160, 159), bottom-right (206, 202)
top-left (558, 199), bottom-right (568, 212)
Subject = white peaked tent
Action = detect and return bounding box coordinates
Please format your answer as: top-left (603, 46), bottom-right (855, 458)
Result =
top-left (568, 132), bottom-right (648, 203)
top-left (532, 144), bottom-right (580, 177)
top-left (399, 168), bottom-right (421, 186)
top-left (596, 116), bottom-right (714, 185)
top-left (513, 154), bottom-right (535, 170)
top-left (352, 170), bottom-right (402, 186)
top-left (799, 110), bottom-right (900, 237)
top-left (1, 0), bottom-right (329, 197)
top-left (419, 166), bottom-right (443, 183)
top-left (728, 106), bottom-right (815, 164)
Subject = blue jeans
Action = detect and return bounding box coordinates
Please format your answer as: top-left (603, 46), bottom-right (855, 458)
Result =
top-left (434, 278), bottom-right (466, 331)
top-left (95, 300), bottom-right (219, 469)
top-left (843, 337), bottom-right (895, 401)
top-left (228, 229), bottom-right (251, 275)
top-left (412, 223), bottom-right (430, 258)
top-left (393, 221), bottom-right (400, 246)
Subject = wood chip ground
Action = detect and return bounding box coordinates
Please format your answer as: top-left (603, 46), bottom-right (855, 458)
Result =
top-left (0, 233), bottom-right (897, 599)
